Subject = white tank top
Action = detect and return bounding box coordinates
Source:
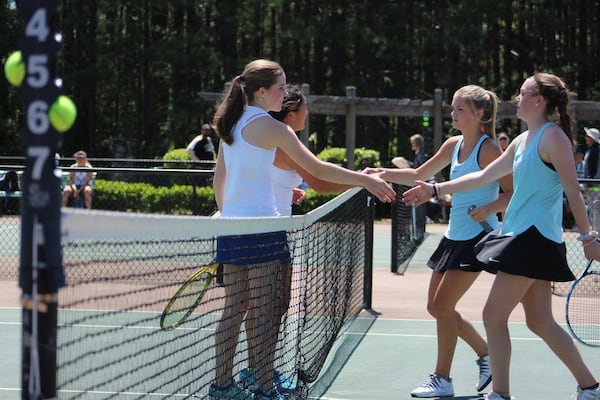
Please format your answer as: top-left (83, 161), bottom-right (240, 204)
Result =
top-left (220, 106), bottom-right (278, 217)
top-left (272, 166), bottom-right (303, 216)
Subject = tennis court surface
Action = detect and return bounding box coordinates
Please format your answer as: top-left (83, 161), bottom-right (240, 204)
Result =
top-left (1, 216), bottom-right (599, 399)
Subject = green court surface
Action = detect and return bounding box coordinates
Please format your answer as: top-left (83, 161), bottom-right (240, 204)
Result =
top-left (0, 223), bottom-right (599, 399)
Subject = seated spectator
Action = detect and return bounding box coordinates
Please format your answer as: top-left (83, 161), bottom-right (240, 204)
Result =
top-left (62, 150), bottom-right (94, 209)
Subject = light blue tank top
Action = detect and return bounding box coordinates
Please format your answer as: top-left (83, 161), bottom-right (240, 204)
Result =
top-left (221, 106), bottom-right (278, 217)
top-left (501, 122), bottom-right (563, 242)
top-left (446, 135), bottom-right (499, 240)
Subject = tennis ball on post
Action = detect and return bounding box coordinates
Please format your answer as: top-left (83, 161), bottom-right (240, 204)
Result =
top-left (4, 51), bottom-right (25, 86)
top-left (49, 95), bottom-right (77, 133)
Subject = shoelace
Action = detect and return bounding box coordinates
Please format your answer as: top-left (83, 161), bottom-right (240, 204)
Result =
top-left (423, 374), bottom-right (444, 389)
top-left (477, 358), bottom-right (491, 374)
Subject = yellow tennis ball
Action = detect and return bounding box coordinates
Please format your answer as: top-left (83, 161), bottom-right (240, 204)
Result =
top-left (4, 51), bottom-right (25, 86)
top-left (49, 95), bottom-right (77, 133)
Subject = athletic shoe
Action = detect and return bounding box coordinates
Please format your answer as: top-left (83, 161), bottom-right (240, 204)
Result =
top-left (484, 392), bottom-right (513, 400)
top-left (239, 368), bottom-right (296, 393)
top-left (208, 382), bottom-right (252, 400)
top-left (576, 385), bottom-right (600, 400)
top-left (410, 373), bottom-right (454, 398)
top-left (273, 370), bottom-right (296, 393)
top-left (476, 354), bottom-right (492, 391)
top-left (252, 389), bottom-right (286, 400)
top-left (239, 368), bottom-right (258, 391)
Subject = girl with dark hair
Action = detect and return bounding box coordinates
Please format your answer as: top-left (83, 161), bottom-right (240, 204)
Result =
top-left (237, 85), bottom-right (351, 395)
top-left (210, 59), bottom-right (395, 400)
top-left (405, 73), bottom-right (600, 400)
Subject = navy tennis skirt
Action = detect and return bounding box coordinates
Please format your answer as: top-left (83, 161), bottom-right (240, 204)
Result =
top-left (215, 230), bottom-right (291, 266)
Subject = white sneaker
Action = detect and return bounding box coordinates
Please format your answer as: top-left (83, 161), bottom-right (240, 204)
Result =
top-left (476, 354), bottom-right (492, 391)
top-left (576, 385), bottom-right (600, 400)
top-left (484, 392), bottom-right (513, 400)
top-left (410, 374), bottom-right (454, 398)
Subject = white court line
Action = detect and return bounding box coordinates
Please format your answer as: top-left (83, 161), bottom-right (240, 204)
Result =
top-left (0, 319), bottom-right (550, 341)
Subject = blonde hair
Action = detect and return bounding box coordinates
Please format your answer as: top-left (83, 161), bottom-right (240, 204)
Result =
top-left (454, 85), bottom-right (499, 139)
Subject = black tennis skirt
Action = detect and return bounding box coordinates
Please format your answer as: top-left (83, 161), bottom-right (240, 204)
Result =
top-left (427, 230), bottom-right (488, 273)
top-left (474, 225), bottom-right (575, 282)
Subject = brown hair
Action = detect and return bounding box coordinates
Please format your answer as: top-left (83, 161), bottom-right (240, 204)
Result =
top-left (212, 59), bottom-right (285, 145)
top-left (531, 72), bottom-right (574, 143)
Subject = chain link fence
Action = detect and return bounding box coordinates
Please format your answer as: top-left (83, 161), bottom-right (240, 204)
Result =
top-left (0, 157), bottom-right (216, 280)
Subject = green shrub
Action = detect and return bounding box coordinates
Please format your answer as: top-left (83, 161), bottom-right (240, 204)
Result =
top-left (93, 179), bottom-right (218, 215)
top-left (316, 147), bottom-right (347, 166)
top-left (163, 148), bottom-right (192, 169)
top-left (317, 147), bottom-right (381, 169)
top-left (292, 189), bottom-right (338, 214)
top-left (93, 176), bottom-right (344, 215)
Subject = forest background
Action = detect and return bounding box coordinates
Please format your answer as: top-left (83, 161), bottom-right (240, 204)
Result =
top-left (1, 1), bottom-right (599, 164)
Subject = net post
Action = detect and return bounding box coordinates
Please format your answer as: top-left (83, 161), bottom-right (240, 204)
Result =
top-left (390, 184), bottom-right (400, 273)
top-left (363, 191), bottom-right (375, 309)
top-left (15, 1), bottom-right (66, 398)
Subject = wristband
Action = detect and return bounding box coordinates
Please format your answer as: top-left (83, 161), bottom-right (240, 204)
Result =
top-left (577, 230), bottom-right (598, 241)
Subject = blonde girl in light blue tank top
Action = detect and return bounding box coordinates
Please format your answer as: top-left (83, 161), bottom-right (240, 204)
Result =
top-left (407, 74), bottom-right (600, 400)
top-left (365, 85), bottom-right (513, 397)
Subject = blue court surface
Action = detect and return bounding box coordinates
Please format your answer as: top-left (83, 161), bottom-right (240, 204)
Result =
top-left (0, 222), bottom-right (599, 399)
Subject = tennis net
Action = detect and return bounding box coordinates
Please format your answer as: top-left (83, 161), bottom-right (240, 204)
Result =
top-left (57, 187), bottom-right (373, 399)
top-left (390, 184), bottom-right (425, 274)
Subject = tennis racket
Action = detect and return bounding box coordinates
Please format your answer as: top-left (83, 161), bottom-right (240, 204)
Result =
top-left (160, 261), bottom-right (218, 331)
top-left (566, 257), bottom-right (600, 347)
top-left (468, 205), bottom-right (493, 233)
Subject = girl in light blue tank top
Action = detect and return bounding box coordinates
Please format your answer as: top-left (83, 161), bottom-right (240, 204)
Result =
top-left (410, 74), bottom-right (600, 400)
top-left (367, 85), bottom-right (511, 397)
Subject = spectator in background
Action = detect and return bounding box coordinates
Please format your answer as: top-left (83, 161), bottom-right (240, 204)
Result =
top-left (496, 132), bottom-right (510, 152)
top-left (187, 123), bottom-right (217, 186)
top-left (575, 149), bottom-right (585, 179)
top-left (187, 123), bottom-right (216, 164)
top-left (583, 127), bottom-right (600, 179)
top-left (62, 150), bottom-right (94, 209)
top-left (410, 133), bottom-right (428, 168)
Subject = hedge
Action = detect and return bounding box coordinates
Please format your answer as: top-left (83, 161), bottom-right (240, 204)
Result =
top-left (93, 180), bottom-right (338, 216)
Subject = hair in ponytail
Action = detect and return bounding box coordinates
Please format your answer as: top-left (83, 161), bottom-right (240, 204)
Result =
top-left (454, 85), bottom-right (499, 139)
top-left (532, 73), bottom-right (574, 144)
top-left (213, 59), bottom-right (284, 145)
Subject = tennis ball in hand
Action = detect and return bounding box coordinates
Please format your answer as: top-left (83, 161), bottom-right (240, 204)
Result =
top-left (49, 95), bottom-right (77, 132)
top-left (4, 51), bottom-right (25, 86)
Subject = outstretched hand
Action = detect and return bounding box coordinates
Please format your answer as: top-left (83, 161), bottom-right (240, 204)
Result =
top-left (401, 180), bottom-right (433, 207)
top-left (364, 174), bottom-right (396, 203)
